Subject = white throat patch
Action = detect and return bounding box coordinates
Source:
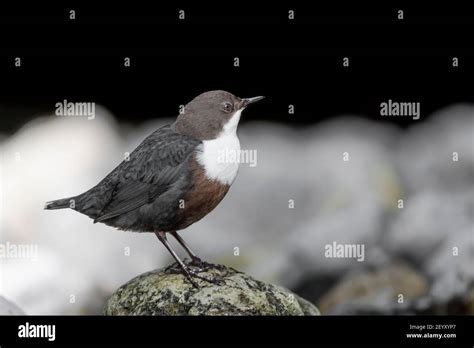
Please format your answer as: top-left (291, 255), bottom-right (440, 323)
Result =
top-left (196, 109), bottom-right (242, 185)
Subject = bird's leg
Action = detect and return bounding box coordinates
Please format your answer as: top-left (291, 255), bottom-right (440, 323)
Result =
top-left (155, 232), bottom-right (220, 287)
top-left (169, 231), bottom-right (203, 265)
top-left (155, 231), bottom-right (199, 287)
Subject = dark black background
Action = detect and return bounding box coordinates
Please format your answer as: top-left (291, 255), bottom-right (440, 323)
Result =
top-left (0, 2), bottom-right (473, 134)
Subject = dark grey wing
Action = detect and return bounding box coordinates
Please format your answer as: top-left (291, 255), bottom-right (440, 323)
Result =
top-left (90, 124), bottom-right (201, 223)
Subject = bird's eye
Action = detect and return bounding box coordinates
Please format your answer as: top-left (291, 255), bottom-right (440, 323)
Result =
top-left (222, 102), bottom-right (233, 113)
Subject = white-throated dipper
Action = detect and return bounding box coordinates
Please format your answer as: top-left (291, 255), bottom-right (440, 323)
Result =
top-left (45, 90), bottom-right (264, 286)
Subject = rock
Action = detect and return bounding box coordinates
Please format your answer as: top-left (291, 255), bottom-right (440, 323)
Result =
top-left (317, 263), bottom-right (428, 314)
top-left (103, 261), bottom-right (319, 316)
top-left (418, 284), bottom-right (474, 315)
top-left (0, 296), bottom-right (25, 315)
top-left (465, 287), bottom-right (474, 315)
top-left (386, 189), bottom-right (474, 267)
top-left (426, 226), bottom-right (474, 306)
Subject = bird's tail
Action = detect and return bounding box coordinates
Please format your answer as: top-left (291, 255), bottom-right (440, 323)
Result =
top-left (44, 197), bottom-right (74, 210)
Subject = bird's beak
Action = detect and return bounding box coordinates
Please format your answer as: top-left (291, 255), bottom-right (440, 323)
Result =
top-left (241, 96), bottom-right (265, 109)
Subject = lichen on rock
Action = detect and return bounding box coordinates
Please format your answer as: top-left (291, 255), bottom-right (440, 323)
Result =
top-left (104, 261), bottom-right (319, 316)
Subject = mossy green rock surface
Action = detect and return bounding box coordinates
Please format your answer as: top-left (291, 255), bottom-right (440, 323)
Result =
top-left (104, 261), bottom-right (319, 316)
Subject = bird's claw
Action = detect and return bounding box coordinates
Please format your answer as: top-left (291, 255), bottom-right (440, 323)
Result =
top-left (190, 270), bottom-right (223, 284)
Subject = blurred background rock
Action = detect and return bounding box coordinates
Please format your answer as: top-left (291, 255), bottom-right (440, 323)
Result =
top-left (0, 104), bottom-right (472, 315)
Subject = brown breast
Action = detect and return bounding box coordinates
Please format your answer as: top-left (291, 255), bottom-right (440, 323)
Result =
top-left (175, 158), bottom-right (230, 230)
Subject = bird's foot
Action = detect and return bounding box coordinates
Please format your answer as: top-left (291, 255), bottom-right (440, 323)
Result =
top-left (182, 267), bottom-right (225, 287)
top-left (188, 269), bottom-right (225, 285)
top-left (188, 257), bottom-right (215, 271)
top-left (168, 258), bottom-right (224, 287)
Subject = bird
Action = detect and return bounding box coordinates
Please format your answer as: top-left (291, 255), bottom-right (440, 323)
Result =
top-left (44, 90), bottom-right (264, 287)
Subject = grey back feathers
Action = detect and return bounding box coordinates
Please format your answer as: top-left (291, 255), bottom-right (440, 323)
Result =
top-left (91, 125), bottom-right (200, 223)
top-left (45, 124), bottom-right (201, 228)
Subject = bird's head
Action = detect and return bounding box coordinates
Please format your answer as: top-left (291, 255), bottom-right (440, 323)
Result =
top-left (175, 90), bottom-right (264, 140)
